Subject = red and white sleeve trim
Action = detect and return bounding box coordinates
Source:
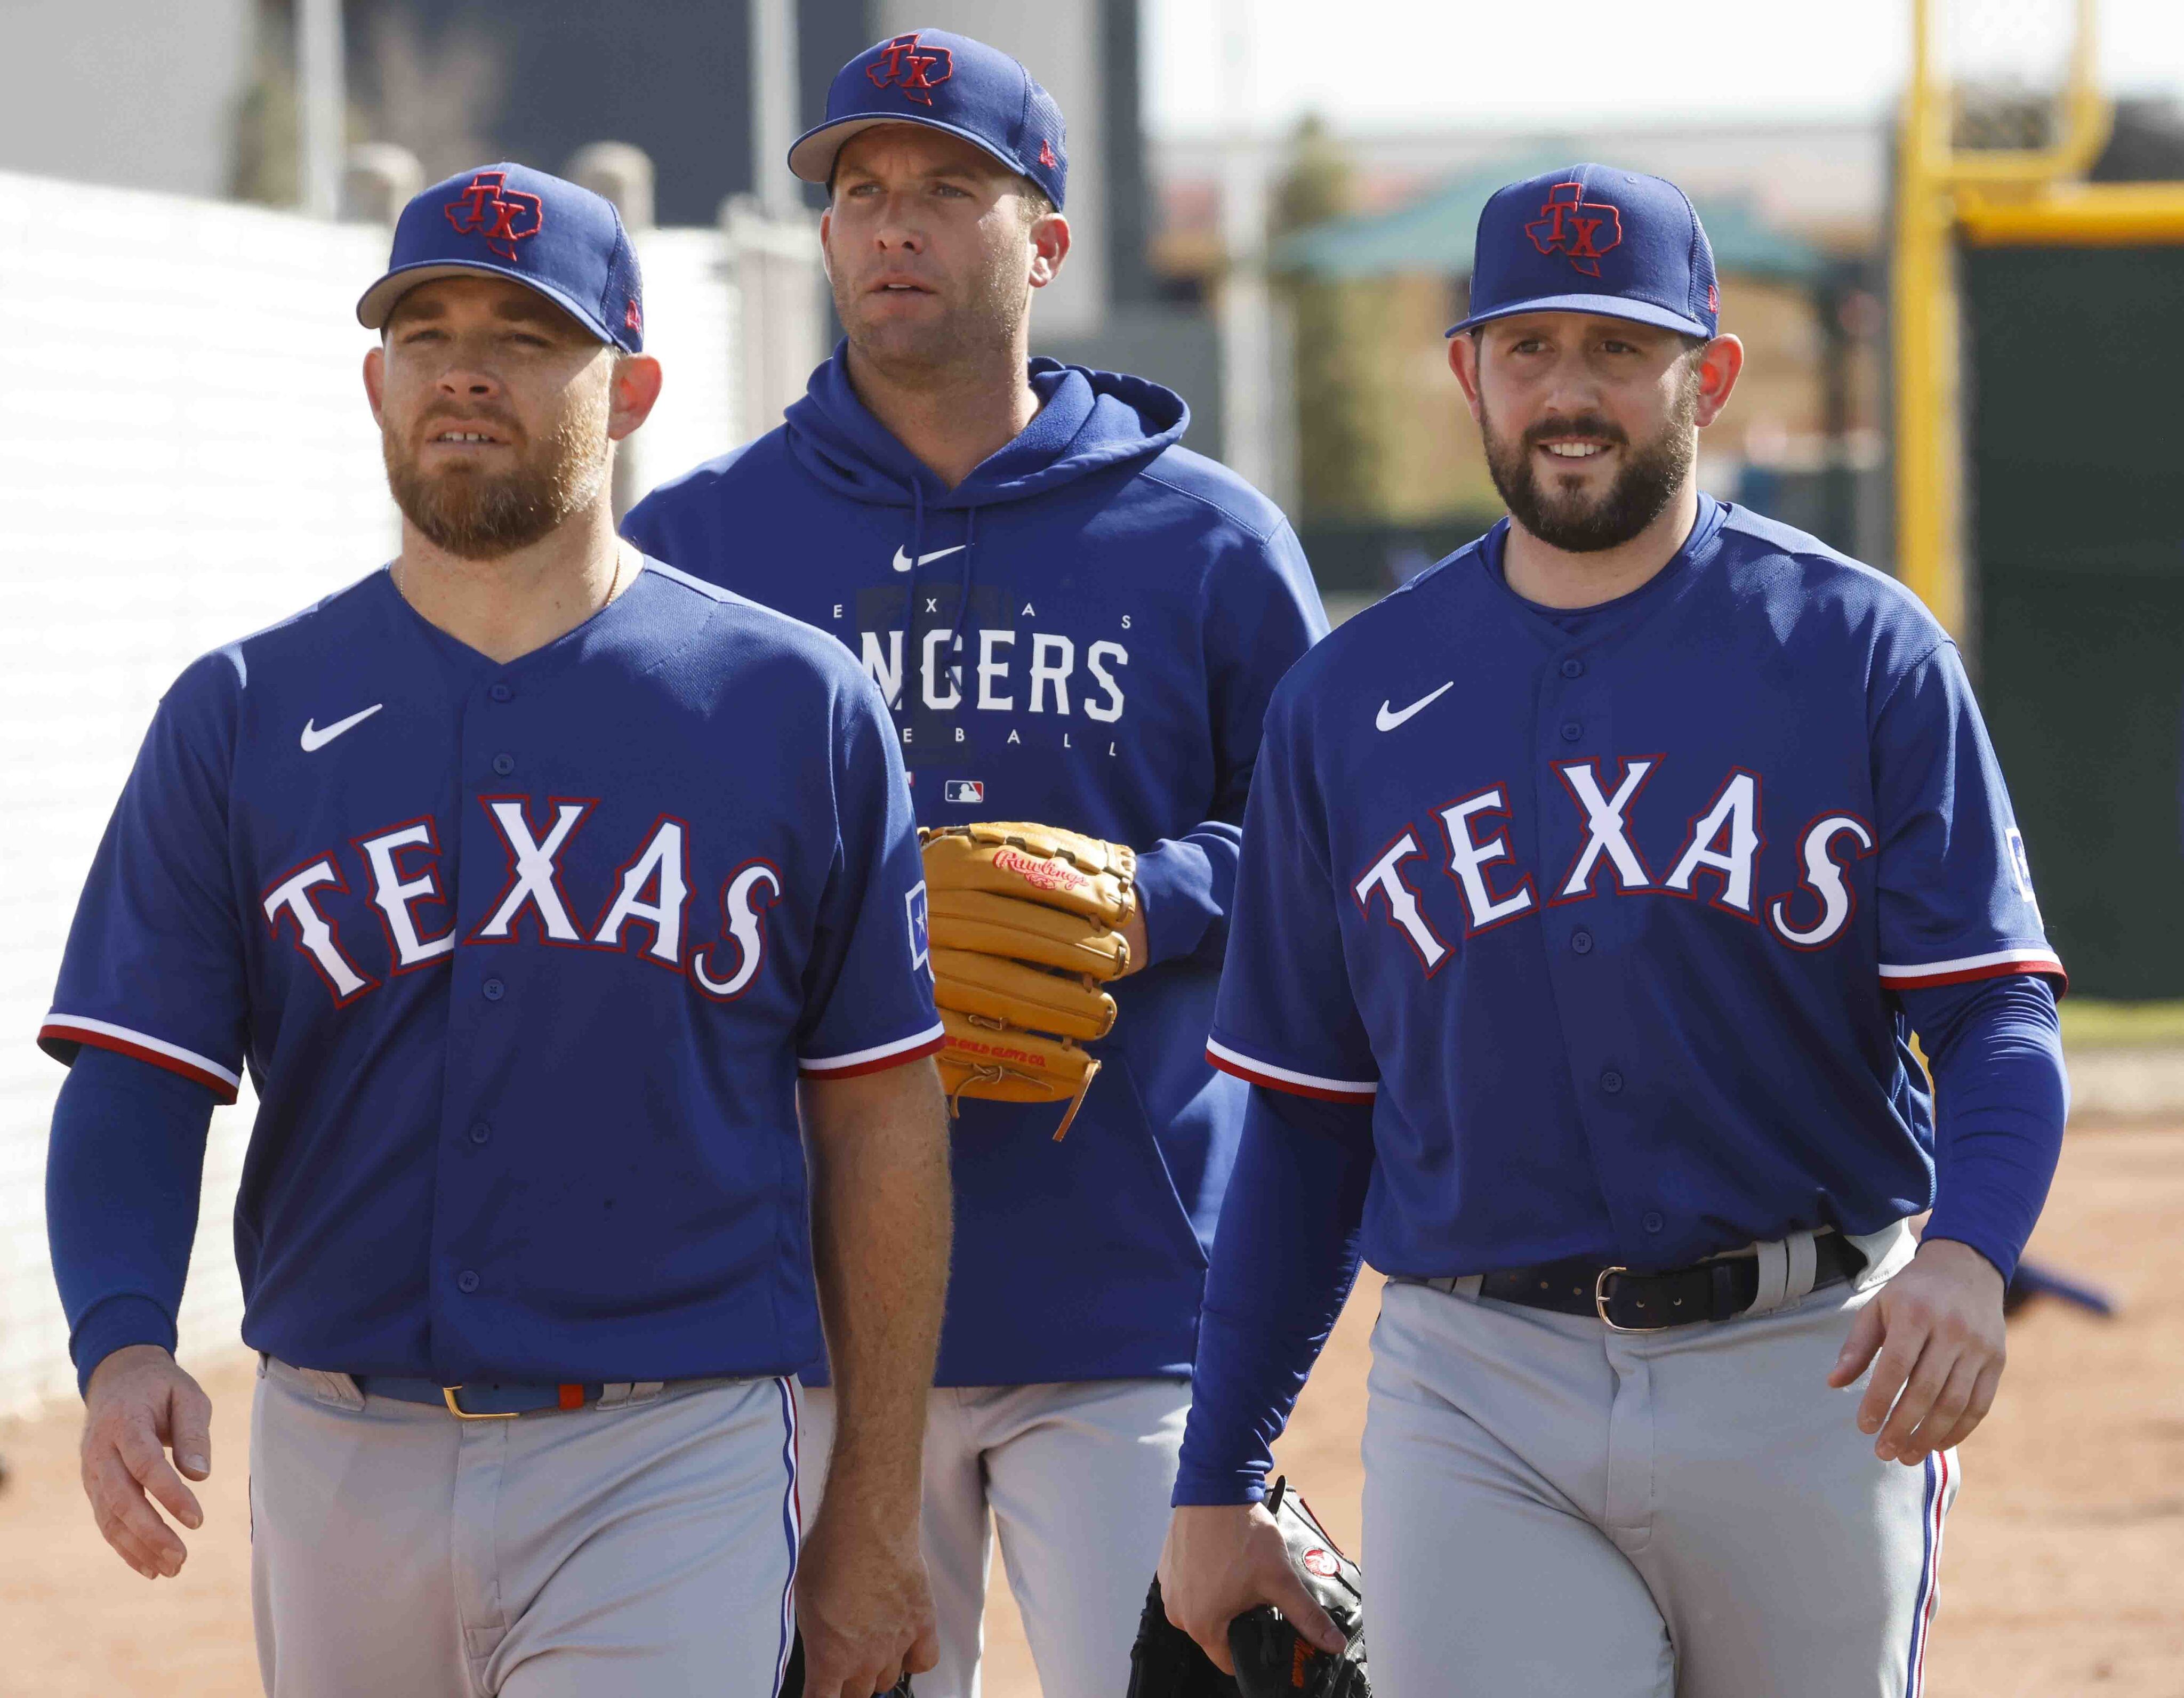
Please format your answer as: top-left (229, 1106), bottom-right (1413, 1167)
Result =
top-left (1878, 947), bottom-right (2067, 993)
top-left (38, 1013), bottom-right (243, 1103)
top-left (799, 1020), bottom-right (947, 1079)
top-left (1205, 1037), bottom-right (1378, 1104)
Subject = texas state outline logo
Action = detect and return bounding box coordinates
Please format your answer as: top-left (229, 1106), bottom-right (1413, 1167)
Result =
top-left (866, 33), bottom-right (953, 107)
top-left (1525, 181), bottom-right (1624, 278)
top-left (444, 171), bottom-right (544, 262)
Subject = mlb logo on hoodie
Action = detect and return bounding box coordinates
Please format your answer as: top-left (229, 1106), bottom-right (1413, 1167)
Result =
top-left (944, 779), bottom-right (985, 803)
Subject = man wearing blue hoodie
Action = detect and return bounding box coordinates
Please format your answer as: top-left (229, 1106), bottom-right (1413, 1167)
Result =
top-left (622, 28), bottom-right (1326, 1698)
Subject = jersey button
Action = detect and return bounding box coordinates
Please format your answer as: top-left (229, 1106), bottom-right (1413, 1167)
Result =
top-left (1571, 929), bottom-right (1594, 955)
top-left (481, 977), bottom-right (506, 1002)
top-left (492, 753), bottom-right (516, 776)
top-left (1560, 720), bottom-right (1583, 742)
top-left (468, 1122), bottom-right (492, 1146)
top-left (1600, 1069), bottom-right (1624, 1095)
top-left (456, 1269), bottom-right (481, 1294)
top-left (1642, 1210), bottom-right (1666, 1234)
top-left (489, 682), bottom-right (512, 703)
top-left (1560, 658), bottom-right (1585, 679)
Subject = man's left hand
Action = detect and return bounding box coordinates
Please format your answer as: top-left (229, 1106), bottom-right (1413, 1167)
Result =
top-left (1119, 903), bottom-right (1149, 977)
top-left (1829, 1236), bottom-right (2008, 1466)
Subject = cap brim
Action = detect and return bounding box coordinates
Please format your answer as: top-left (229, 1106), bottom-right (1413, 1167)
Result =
top-left (1445, 293), bottom-right (1711, 340)
top-left (355, 259), bottom-right (619, 346)
top-left (787, 113), bottom-right (1045, 202)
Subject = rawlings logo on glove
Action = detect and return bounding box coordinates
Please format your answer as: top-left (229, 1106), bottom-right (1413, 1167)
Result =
top-left (918, 821), bottom-right (1137, 1140)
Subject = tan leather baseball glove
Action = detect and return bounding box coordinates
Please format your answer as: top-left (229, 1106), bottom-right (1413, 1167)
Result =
top-left (919, 822), bottom-right (1137, 1139)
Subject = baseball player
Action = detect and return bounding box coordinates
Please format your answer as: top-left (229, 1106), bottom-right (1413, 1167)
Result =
top-left (43, 163), bottom-right (952, 1698)
top-left (1155, 166), bottom-right (2071, 1697)
top-left (621, 29), bottom-right (1327, 1698)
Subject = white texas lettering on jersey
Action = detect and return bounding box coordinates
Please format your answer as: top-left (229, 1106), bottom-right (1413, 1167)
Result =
top-left (1554, 760), bottom-right (1656, 897)
top-left (1665, 771), bottom-right (1762, 914)
top-left (475, 800), bottom-right (591, 942)
top-left (1768, 815), bottom-right (1876, 947)
top-left (1352, 760), bottom-right (1895, 976)
top-left (263, 860), bottom-right (374, 1001)
top-left (693, 861), bottom-right (784, 999)
top-left (1353, 832), bottom-right (1450, 970)
top-left (594, 818), bottom-right (690, 965)
top-left (1438, 788), bottom-right (1537, 931)
top-left (260, 801), bottom-right (790, 1010)
top-left (357, 820), bottom-right (457, 968)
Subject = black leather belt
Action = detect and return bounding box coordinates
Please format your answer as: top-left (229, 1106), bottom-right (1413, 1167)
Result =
top-left (1427, 1234), bottom-right (1866, 1332)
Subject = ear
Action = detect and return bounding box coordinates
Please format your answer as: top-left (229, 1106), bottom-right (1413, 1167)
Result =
top-left (818, 208), bottom-right (835, 285)
top-left (363, 343), bottom-right (386, 426)
top-left (1692, 333), bottom-right (1745, 428)
top-left (1028, 210), bottom-right (1070, 291)
top-left (608, 352), bottom-right (665, 443)
top-left (1447, 332), bottom-right (1485, 424)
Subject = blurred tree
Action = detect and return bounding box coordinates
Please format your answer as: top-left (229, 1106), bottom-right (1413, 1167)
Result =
top-left (1272, 114), bottom-right (1394, 522)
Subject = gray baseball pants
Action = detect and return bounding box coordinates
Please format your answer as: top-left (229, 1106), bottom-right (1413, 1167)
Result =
top-left (248, 1357), bottom-right (801, 1697)
top-left (797, 1376), bottom-right (1190, 1698)
top-left (1362, 1220), bottom-right (1960, 1697)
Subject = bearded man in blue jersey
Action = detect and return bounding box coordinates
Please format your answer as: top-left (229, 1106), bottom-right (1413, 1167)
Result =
top-left (1157, 167), bottom-right (2069, 1698)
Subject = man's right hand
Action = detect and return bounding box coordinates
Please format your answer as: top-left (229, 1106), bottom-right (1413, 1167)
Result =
top-left (79, 1344), bottom-right (212, 1579)
top-left (1158, 1502), bottom-right (1345, 1676)
top-left (793, 1482), bottom-right (938, 1697)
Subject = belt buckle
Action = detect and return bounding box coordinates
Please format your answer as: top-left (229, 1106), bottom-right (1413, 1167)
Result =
top-left (441, 1385), bottom-right (522, 1421)
top-left (1593, 1266), bottom-right (1648, 1334)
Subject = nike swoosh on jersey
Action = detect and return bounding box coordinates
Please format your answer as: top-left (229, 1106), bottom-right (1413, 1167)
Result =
top-left (892, 544), bottom-right (968, 573)
top-left (300, 704), bottom-right (385, 752)
top-left (1375, 681), bottom-right (1456, 733)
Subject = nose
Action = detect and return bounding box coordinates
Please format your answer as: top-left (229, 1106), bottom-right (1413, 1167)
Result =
top-left (435, 350), bottom-right (504, 399)
top-left (866, 189), bottom-right (927, 255)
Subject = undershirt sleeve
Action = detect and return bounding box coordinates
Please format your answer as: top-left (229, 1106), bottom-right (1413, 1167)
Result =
top-left (1902, 972), bottom-right (2068, 1283)
top-left (47, 1045), bottom-right (219, 1394)
top-left (1171, 1084), bottom-right (1375, 1506)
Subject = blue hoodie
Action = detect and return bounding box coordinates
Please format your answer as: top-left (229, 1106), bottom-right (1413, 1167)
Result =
top-left (623, 347), bottom-right (1328, 1385)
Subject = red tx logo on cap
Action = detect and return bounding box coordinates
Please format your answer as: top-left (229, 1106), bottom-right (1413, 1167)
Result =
top-left (445, 171), bottom-right (544, 263)
top-left (1525, 182), bottom-right (1623, 278)
top-left (867, 33), bottom-right (953, 107)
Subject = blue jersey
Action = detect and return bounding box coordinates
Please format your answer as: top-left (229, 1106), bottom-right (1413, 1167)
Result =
top-left (624, 349), bottom-right (1327, 1384)
top-left (41, 562), bottom-right (941, 1386)
top-left (1208, 498), bottom-right (2062, 1275)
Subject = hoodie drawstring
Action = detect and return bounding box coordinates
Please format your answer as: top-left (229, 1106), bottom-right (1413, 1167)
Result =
top-left (896, 479), bottom-right (926, 714)
top-left (945, 505), bottom-right (979, 696)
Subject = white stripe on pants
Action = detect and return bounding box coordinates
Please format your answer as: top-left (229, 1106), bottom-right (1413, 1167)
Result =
top-left (1361, 1225), bottom-right (1958, 1698)
top-left (250, 1359), bottom-right (800, 1697)
top-left (797, 1378), bottom-right (1189, 1698)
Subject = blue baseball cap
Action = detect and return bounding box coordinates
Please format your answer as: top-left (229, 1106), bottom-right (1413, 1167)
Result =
top-left (1449, 164), bottom-right (1718, 342)
top-left (356, 162), bottom-right (646, 353)
top-left (789, 28), bottom-right (1067, 210)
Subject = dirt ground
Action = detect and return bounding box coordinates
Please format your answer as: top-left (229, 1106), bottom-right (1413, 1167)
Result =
top-left (4, 1122), bottom-right (2179, 1697)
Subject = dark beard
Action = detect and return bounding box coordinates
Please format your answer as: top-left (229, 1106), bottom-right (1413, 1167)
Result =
top-left (383, 405), bottom-right (608, 560)
top-left (1481, 373), bottom-right (1698, 554)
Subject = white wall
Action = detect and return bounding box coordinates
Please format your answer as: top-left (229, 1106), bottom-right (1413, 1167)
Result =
top-left (0, 172), bottom-right (814, 1415)
top-left (0, 0), bottom-right (255, 198)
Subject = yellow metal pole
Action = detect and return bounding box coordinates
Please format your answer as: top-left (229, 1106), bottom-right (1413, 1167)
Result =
top-left (1894, 0), bottom-right (1967, 637)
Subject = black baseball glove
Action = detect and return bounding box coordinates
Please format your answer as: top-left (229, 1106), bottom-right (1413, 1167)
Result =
top-left (1126, 1477), bottom-right (1370, 1698)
